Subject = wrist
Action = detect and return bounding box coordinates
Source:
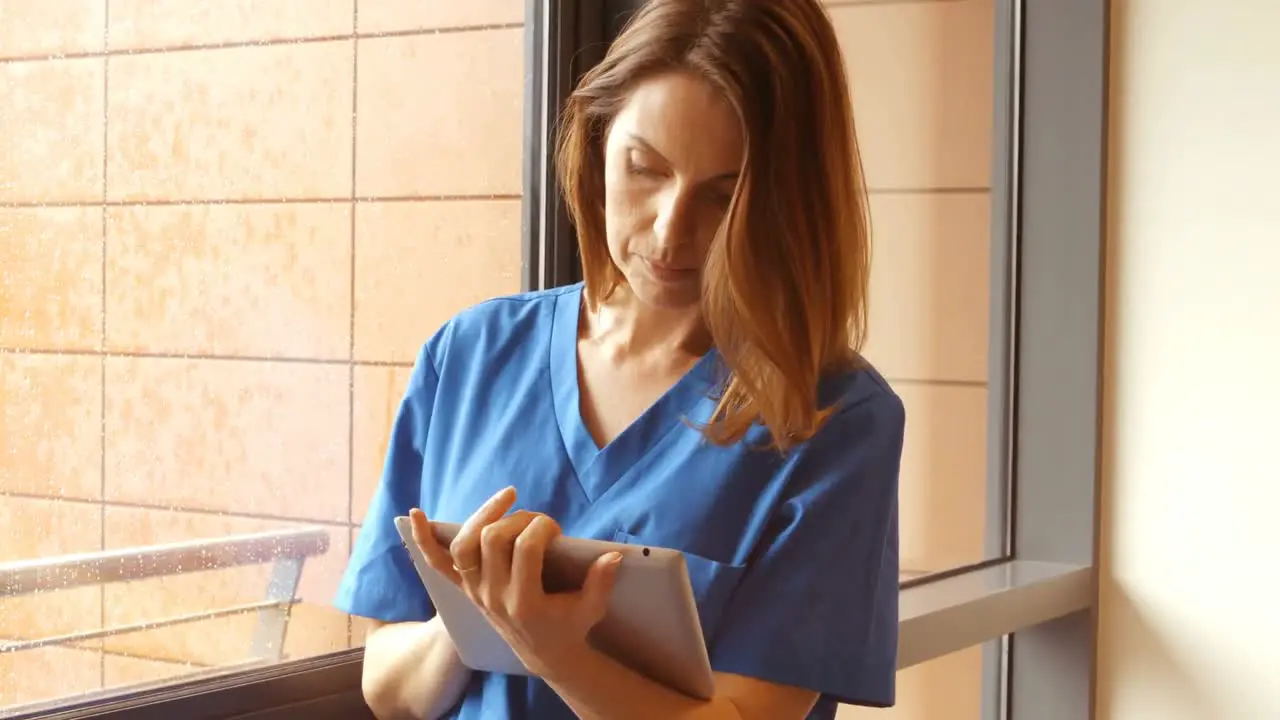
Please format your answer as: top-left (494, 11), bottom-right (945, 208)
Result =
top-left (537, 638), bottom-right (598, 686)
top-left (425, 616), bottom-right (459, 652)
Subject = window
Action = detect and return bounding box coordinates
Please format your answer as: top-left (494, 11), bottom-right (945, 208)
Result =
top-left (0, 0), bottom-right (1106, 717)
top-left (1, 1), bottom-right (525, 715)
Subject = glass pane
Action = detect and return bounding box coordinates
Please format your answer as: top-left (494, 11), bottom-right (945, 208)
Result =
top-left (823, 0), bottom-right (1006, 717)
top-left (825, 0), bottom-right (1006, 585)
top-left (840, 647), bottom-right (988, 720)
top-left (0, 1), bottom-right (526, 713)
top-left (598, 0), bottom-right (1011, 581)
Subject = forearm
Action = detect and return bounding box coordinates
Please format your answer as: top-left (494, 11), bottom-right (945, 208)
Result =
top-left (362, 617), bottom-right (473, 720)
top-left (543, 644), bottom-right (742, 720)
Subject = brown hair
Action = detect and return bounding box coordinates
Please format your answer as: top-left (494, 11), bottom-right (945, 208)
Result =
top-left (555, 0), bottom-right (871, 452)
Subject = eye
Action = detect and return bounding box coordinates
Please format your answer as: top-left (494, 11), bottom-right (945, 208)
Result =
top-left (703, 185), bottom-right (734, 207)
top-left (627, 161), bottom-right (660, 178)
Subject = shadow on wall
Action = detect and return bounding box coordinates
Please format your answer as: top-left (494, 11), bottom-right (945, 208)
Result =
top-left (1095, 584), bottom-right (1215, 720)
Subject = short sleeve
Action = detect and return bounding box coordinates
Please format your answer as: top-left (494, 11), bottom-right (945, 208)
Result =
top-left (708, 390), bottom-right (905, 709)
top-left (332, 340), bottom-right (441, 624)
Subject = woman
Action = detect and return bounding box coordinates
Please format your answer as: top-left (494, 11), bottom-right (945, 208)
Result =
top-left (335, 0), bottom-right (905, 718)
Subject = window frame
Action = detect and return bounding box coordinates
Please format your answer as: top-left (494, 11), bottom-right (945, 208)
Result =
top-left (1001, 0), bottom-right (1110, 716)
top-left (6, 0), bottom-right (1107, 717)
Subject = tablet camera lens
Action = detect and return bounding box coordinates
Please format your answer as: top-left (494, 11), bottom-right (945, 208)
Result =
top-left (642, 548), bottom-right (650, 557)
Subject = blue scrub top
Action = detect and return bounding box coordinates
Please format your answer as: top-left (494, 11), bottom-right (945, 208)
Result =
top-left (334, 283), bottom-right (905, 720)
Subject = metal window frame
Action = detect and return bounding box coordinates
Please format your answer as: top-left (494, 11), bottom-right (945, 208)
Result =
top-left (1001, 0), bottom-right (1110, 716)
top-left (520, 0), bottom-right (602, 290)
top-left (7, 0), bottom-right (1108, 716)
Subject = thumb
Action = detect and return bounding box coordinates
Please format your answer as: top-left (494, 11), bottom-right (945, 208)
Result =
top-left (580, 552), bottom-right (624, 621)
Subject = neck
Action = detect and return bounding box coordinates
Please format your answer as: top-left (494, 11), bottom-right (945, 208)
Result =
top-left (584, 284), bottom-right (711, 360)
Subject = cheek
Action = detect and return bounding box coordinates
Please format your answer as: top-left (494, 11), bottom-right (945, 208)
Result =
top-left (689, 207), bottom-right (727, 257)
top-left (604, 185), bottom-right (651, 250)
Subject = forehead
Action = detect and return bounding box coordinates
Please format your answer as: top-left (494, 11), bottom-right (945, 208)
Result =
top-left (609, 71), bottom-right (743, 173)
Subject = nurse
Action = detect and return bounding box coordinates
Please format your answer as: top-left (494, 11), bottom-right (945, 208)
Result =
top-left (335, 0), bottom-right (906, 718)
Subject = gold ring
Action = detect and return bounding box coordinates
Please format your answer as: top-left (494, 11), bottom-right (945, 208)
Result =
top-left (452, 563), bottom-right (480, 575)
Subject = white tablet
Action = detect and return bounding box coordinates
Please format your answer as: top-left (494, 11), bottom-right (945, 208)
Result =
top-left (393, 516), bottom-right (715, 700)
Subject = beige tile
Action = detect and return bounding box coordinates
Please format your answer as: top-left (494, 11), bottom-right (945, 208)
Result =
top-left (0, 208), bottom-right (102, 351)
top-left (0, 354), bottom-right (101, 499)
top-left (108, 0), bottom-right (353, 51)
top-left (358, 0), bottom-right (523, 33)
top-left (0, 0), bottom-right (105, 59)
top-left (107, 42), bottom-right (353, 202)
top-left (863, 193), bottom-right (991, 383)
top-left (282, 599), bottom-right (351, 659)
top-left (354, 200), bottom-right (522, 363)
top-left (100, 598), bottom-right (349, 667)
top-left (347, 524), bottom-right (378, 647)
top-left (0, 496), bottom-right (102, 643)
top-left (351, 613), bottom-right (378, 648)
top-left (103, 654), bottom-right (199, 690)
top-left (0, 58), bottom-right (104, 203)
top-left (101, 506), bottom-right (350, 665)
top-left (352, 364), bottom-right (414, 523)
top-left (837, 646), bottom-right (983, 720)
top-left (103, 357), bottom-right (348, 521)
top-left (830, 0), bottom-right (994, 190)
top-left (104, 204), bottom-right (351, 359)
top-left (356, 30), bottom-right (523, 197)
top-left (896, 383), bottom-right (989, 573)
top-left (0, 645), bottom-right (102, 712)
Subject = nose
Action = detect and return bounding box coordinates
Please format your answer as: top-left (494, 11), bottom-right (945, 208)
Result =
top-left (652, 185), bottom-right (693, 250)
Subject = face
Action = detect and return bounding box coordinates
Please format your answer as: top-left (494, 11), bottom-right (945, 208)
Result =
top-left (602, 71), bottom-right (745, 310)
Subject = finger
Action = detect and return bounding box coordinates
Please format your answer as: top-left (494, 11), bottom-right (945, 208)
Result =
top-left (510, 515), bottom-right (562, 603)
top-left (577, 551), bottom-right (624, 625)
top-left (449, 486), bottom-right (517, 572)
top-left (477, 511), bottom-right (539, 607)
top-left (409, 508), bottom-right (460, 585)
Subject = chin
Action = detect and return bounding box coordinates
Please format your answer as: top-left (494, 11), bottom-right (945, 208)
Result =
top-left (626, 272), bottom-right (703, 311)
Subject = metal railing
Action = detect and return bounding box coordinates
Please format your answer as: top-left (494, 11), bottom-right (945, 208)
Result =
top-left (0, 527), bottom-right (331, 661)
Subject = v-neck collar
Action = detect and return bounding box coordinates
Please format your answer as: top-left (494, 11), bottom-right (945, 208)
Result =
top-left (550, 284), bottom-right (719, 503)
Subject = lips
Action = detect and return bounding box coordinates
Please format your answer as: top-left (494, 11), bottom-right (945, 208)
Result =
top-left (642, 258), bottom-right (696, 282)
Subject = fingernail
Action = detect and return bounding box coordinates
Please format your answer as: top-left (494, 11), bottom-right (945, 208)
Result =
top-left (606, 552), bottom-right (623, 566)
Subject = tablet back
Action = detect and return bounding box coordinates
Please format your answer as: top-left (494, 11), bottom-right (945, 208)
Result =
top-left (393, 516), bottom-right (715, 700)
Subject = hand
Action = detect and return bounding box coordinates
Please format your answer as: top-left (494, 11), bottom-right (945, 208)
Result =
top-left (408, 487), bottom-right (624, 678)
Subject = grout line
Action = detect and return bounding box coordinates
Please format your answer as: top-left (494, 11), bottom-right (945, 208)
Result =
top-left (0, 346), bottom-right (415, 368)
top-left (0, 189), bottom-right (964, 209)
top-left (99, 1), bottom-right (110, 689)
top-left (0, 194), bottom-right (522, 209)
top-left (884, 377), bottom-right (988, 389)
top-left (866, 187), bottom-right (990, 196)
top-left (0, 23), bottom-right (525, 64)
top-left (98, 646), bottom-right (216, 669)
top-left (0, 344), bottom-right (984, 387)
top-left (825, 0), bottom-right (968, 8)
top-left (0, 490), bottom-right (359, 530)
top-left (347, 0), bottom-right (360, 653)
top-left (346, 526), bottom-right (355, 648)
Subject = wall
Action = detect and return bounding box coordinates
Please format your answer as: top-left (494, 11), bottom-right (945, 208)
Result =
top-left (0, 0), bottom-right (524, 707)
top-left (1097, 1), bottom-right (1280, 718)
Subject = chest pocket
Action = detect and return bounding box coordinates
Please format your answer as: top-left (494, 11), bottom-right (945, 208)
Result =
top-left (612, 529), bottom-right (746, 645)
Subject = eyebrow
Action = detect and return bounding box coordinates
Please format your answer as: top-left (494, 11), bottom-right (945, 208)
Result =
top-left (627, 133), bottom-right (739, 182)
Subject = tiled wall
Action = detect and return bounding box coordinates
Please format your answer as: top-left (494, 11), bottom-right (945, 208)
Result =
top-left (828, 0), bottom-right (994, 718)
top-left (0, 0), bottom-right (524, 707)
top-left (2, 0), bottom-right (993, 715)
